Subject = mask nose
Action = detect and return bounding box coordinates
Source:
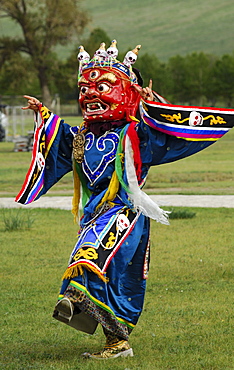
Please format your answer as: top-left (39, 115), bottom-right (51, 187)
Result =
top-left (86, 88), bottom-right (99, 99)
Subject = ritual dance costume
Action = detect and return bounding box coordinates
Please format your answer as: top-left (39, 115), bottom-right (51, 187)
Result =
top-left (16, 42), bottom-right (234, 359)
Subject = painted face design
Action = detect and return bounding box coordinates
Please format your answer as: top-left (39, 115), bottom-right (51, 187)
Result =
top-left (78, 68), bottom-right (139, 123)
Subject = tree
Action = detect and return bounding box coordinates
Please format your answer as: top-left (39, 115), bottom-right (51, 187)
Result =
top-left (166, 53), bottom-right (218, 105)
top-left (166, 55), bottom-right (188, 103)
top-left (212, 54), bottom-right (234, 107)
top-left (184, 52), bottom-right (217, 106)
top-left (0, 0), bottom-right (89, 107)
top-left (0, 52), bottom-right (40, 96)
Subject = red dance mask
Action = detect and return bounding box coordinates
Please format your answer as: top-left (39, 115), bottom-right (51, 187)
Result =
top-left (78, 67), bottom-right (141, 123)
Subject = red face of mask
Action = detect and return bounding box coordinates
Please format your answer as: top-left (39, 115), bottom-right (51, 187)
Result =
top-left (78, 67), bottom-right (141, 123)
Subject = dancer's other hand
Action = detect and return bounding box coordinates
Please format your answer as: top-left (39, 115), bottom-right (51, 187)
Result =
top-left (133, 79), bottom-right (154, 101)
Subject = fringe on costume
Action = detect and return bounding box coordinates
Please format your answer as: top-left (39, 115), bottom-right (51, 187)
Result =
top-left (62, 263), bottom-right (109, 283)
top-left (71, 160), bottom-right (81, 224)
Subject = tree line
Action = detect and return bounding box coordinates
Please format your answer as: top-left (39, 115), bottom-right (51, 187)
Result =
top-left (136, 52), bottom-right (234, 108)
top-left (0, 1), bottom-right (234, 108)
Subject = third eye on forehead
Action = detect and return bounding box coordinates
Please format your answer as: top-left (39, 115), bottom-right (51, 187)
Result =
top-left (79, 71), bottom-right (118, 86)
top-left (87, 70), bottom-right (117, 84)
top-left (90, 70), bottom-right (99, 79)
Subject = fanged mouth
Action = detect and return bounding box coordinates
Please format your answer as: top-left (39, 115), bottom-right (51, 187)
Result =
top-left (85, 101), bottom-right (108, 114)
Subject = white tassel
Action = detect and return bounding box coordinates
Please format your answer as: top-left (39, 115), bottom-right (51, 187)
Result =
top-left (125, 135), bottom-right (170, 225)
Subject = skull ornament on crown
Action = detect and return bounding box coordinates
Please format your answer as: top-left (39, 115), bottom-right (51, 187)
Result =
top-left (78, 41), bottom-right (142, 123)
top-left (106, 40), bottom-right (118, 60)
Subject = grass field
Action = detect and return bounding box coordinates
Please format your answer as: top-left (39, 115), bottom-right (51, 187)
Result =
top-left (0, 206), bottom-right (234, 369)
top-left (1, 0), bottom-right (234, 61)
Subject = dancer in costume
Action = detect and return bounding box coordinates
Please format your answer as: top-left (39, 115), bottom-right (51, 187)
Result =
top-left (17, 41), bottom-right (234, 359)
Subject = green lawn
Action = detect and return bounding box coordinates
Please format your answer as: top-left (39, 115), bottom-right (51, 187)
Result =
top-left (0, 207), bottom-right (233, 369)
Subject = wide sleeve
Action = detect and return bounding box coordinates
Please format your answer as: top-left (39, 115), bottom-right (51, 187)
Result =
top-left (138, 100), bottom-right (234, 166)
top-left (15, 105), bottom-right (74, 205)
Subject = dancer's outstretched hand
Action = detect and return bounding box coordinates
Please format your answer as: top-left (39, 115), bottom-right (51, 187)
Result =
top-left (22, 95), bottom-right (41, 112)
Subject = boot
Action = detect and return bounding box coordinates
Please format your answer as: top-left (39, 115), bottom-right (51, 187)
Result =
top-left (82, 330), bottom-right (133, 359)
top-left (55, 297), bottom-right (74, 323)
